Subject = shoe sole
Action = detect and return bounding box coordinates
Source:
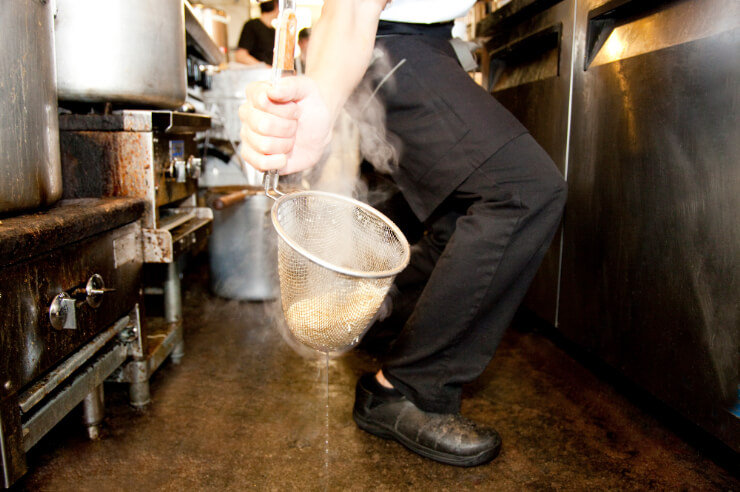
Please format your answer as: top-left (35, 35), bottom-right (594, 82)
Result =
top-left (353, 409), bottom-right (501, 467)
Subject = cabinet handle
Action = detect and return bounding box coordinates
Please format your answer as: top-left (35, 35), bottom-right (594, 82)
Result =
top-left (485, 23), bottom-right (563, 91)
top-left (584, 0), bottom-right (676, 70)
top-left (478, 0), bottom-right (564, 38)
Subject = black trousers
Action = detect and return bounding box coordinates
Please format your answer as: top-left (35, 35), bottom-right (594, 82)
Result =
top-left (365, 32), bottom-right (568, 414)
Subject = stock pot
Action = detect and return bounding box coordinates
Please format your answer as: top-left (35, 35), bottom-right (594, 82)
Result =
top-left (0, 0), bottom-right (62, 216)
top-left (54, 0), bottom-right (187, 108)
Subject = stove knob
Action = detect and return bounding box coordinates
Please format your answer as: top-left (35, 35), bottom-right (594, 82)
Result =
top-left (187, 156), bottom-right (202, 180)
top-left (86, 274), bottom-right (114, 308)
top-left (174, 159), bottom-right (187, 183)
top-left (164, 159), bottom-right (174, 178)
top-left (49, 292), bottom-right (77, 330)
top-left (165, 159), bottom-right (188, 183)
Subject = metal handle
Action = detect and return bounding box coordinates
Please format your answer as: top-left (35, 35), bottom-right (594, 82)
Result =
top-left (585, 0), bottom-right (674, 70)
top-left (49, 293), bottom-right (77, 330)
top-left (263, 0), bottom-right (298, 200)
top-left (264, 170), bottom-right (285, 201)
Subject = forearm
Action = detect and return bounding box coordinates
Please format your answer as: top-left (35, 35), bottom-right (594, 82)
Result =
top-left (305, 0), bottom-right (388, 120)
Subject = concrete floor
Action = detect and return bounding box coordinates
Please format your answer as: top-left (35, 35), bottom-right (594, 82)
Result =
top-left (14, 258), bottom-right (740, 491)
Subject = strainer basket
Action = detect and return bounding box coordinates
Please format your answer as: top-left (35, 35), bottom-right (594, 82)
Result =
top-left (270, 190), bottom-right (410, 352)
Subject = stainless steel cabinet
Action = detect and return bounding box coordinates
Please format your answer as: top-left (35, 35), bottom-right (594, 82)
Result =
top-left (482, 0), bottom-right (740, 451)
top-left (483, 0), bottom-right (577, 324)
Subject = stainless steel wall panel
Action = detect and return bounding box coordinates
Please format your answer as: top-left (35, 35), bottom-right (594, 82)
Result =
top-left (484, 0), bottom-right (576, 324)
top-left (559, 0), bottom-right (740, 450)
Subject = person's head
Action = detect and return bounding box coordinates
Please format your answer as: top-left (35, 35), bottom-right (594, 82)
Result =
top-left (298, 28), bottom-right (311, 53)
top-left (260, 1), bottom-right (276, 15)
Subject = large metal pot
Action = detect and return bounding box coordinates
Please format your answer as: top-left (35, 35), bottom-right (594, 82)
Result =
top-left (54, 0), bottom-right (187, 109)
top-left (208, 190), bottom-right (278, 301)
top-left (0, 0), bottom-right (63, 216)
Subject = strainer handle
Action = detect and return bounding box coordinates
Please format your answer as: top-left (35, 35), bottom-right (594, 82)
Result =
top-left (263, 170), bottom-right (284, 200)
top-left (263, 0), bottom-right (297, 201)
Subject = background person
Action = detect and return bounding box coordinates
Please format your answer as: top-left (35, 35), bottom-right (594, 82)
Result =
top-left (234, 1), bottom-right (279, 66)
top-left (295, 28), bottom-right (311, 75)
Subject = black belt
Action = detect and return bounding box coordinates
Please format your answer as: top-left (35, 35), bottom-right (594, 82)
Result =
top-left (377, 20), bottom-right (453, 39)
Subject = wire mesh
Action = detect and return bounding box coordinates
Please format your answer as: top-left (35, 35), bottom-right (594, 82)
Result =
top-left (272, 191), bottom-right (410, 352)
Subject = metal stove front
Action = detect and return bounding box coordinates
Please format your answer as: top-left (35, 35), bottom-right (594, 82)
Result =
top-left (0, 197), bottom-right (146, 488)
top-left (59, 110), bottom-right (213, 259)
top-left (58, 110), bottom-right (213, 407)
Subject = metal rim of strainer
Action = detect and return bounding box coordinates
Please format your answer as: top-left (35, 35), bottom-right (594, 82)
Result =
top-left (270, 190), bottom-right (410, 279)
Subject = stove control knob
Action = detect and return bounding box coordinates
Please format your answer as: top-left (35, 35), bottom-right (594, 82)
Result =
top-left (175, 159), bottom-right (187, 183)
top-left (166, 159), bottom-right (188, 183)
top-left (49, 292), bottom-right (77, 330)
top-left (86, 274), bottom-right (114, 308)
top-left (187, 156), bottom-right (202, 180)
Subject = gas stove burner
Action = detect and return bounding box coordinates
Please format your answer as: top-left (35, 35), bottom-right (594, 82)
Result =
top-left (59, 109), bottom-right (213, 263)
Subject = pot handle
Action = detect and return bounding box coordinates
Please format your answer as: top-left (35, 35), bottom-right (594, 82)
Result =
top-left (213, 189), bottom-right (256, 210)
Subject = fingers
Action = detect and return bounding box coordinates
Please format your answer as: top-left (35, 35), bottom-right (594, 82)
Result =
top-left (239, 76), bottom-right (331, 174)
top-left (238, 115), bottom-right (292, 172)
top-left (247, 79), bottom-right (302, 118)
top-left (239, 80), bottom-right (301, 172)
top-left (266, 77), bottom-right (314, 105)
top-left (238, 103), bottom-right (297, 139)
top-left (239, 142), bottom-right (287, 173)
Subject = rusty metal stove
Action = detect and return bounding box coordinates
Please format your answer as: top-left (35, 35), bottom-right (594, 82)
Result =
top-left (0, 197), bottom-right (146, 488)
top-left (58, 110), bottom-right (213, 407)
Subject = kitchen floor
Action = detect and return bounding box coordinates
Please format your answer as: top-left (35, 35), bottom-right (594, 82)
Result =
top-left (14, 256), bottom-right (740, 491)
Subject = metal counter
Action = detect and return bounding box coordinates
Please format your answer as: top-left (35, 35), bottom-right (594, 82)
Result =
top-left (481, 0), bottom-right (740, 451)
top-left (482, 0), bottom-right (576, 325)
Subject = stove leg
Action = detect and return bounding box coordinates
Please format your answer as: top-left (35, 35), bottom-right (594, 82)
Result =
top-left (171, 330), bottom-right (185, 365)
top-left (129, 380), bottom-right (151, 409)
top-left (82, 384), bottom-right (105, 440)
top-left (164, 261), bottom-right (185, 365)
top-left (163, 261), bottom-right (181, 324)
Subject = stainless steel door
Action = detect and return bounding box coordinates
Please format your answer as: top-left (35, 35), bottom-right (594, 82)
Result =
top-left (559, 0), bottom-right (740, 450)
top-left (484, 0), bottom-right (576, 324)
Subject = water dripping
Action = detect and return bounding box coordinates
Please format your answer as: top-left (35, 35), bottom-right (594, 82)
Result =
top-left (324, 352), bottom-right (330, 491)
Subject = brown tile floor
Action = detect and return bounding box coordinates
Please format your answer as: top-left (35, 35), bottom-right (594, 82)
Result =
top-left (14, 259), bottom-right (740, 491)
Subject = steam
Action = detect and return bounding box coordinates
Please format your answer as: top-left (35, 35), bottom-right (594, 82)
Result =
top-left (348, 48), bottom-right (404, 176)
top-left (267, 48), bottom-right (406, 359)
top-left (305, 47), bottom-right (403, 200)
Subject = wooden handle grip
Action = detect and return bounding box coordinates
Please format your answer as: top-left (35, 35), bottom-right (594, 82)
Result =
top-left (213, 190), bottom-right (251, 210)
top-left (275, 11), bottom-right (297, 71)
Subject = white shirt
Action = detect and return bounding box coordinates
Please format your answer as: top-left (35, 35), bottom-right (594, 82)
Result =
top-left (379, 0), bottom-right (476, 24)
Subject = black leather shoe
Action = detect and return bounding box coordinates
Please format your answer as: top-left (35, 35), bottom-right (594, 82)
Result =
top-left (352, 374), bottom-right (501, 467)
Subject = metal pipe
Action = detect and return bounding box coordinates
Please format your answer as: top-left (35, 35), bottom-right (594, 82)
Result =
top-left (22, 343), bottom-right (128, 452)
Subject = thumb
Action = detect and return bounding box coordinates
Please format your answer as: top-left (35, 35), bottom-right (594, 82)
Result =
top-left (266, 75), bottom-right (315, 104)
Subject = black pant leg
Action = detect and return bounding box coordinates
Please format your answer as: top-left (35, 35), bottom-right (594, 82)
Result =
top-left (367, 33), bottom-right (566, 413)
top-left (383, 135), bottom-right (567, 413)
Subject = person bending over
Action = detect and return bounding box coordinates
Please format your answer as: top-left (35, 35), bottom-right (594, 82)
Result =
top-left (238, 0), bottom-right (567, 467)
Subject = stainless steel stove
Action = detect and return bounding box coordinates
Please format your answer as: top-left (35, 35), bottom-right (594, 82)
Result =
top-left (58, 109), bottom-right (213, 407)
top-left (0, 197), bottom-right (146, 487)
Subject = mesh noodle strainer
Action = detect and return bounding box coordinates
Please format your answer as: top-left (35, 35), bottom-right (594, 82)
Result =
top-left (262, 0), bottom-right (410, 353)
